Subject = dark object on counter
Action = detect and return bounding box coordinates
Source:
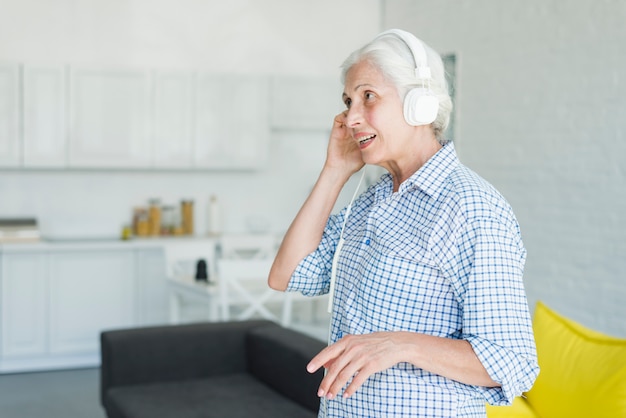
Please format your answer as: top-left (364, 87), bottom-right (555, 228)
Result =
top-left (0, 217), bottom-right (40, 243)
top-left (194, 259), bottom-right (208, 282)
top-left (100, 320), bottom-right (325, 418)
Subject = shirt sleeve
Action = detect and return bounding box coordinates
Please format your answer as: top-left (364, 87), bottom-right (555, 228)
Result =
top-left (286, 210), bottom-right (344, 297)
top-left (442, 217), bottom-right (539, 405)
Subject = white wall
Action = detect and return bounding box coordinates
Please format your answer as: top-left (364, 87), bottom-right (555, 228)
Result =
top-left (0, 0), bottom-right (382, 237)
top-left (2, 0), bottom-right (625, 338)
top-left (385, 0), bottom-right (626, 337)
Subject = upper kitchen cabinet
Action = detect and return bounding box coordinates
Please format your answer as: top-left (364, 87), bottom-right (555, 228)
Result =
top-left (194, 74), bottom-right (269, 170)
top-left (152, 71), bottom-right (194, 168)
top-left (1, 62), bottom-right (273, 171)
top-left (0, 63), bottom-right (20, 167)
top-left (22, 65), bottom-right (68, 168)
top-left (69, 68), bottom-right (152, 168)
top-left (270, 75), bottom-right (342, 131)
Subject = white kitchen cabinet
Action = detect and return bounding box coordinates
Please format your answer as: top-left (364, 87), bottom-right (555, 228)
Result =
top-left (194, 73), bottom-right (269, 170)
top-left (22, 65), bottom-right (67, 168)
top-left (48, 250), bottom-right (135, 354)
top-left (0, 243), bottom-right (168, 373)
top-left (69, 68), bottom-right (152, 168)
top-left (270, 75), bottom-right (342, 131)
top-left (2, 61), bottom-right (274, 171)
top-left (0, 63), bottom-right (20, 167)
top-left (134, 248), bottom-right (167, 325)
top-left (0, 252), bottom-right (48, 358)
top-left (153, 71), bottom-right (194, 168)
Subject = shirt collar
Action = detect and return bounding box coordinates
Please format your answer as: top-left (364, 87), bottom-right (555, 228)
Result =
top-left (375, 142), bottom-right (460, 200)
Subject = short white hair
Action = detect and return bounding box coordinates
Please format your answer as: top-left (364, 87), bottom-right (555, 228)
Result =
top-left (340, 31), bottom-right (453, 144)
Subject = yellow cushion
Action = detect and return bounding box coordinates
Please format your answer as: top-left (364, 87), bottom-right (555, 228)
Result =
top-left (525, 301), bottom-right (626, 418)
top-left (486, 396), bottom-right (538, 418)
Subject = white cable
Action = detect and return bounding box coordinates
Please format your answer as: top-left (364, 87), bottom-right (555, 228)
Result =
top-left (322, 169), bottom-right (366, 414)
top-left (327, 169), bottom-right (366, 314)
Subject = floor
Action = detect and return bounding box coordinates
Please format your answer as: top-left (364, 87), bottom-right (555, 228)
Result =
top-left (0, 367), bottom-right (106, 418)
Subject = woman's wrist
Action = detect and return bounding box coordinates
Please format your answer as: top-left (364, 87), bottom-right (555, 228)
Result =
top-left (319, 163), bottom-right (356, 191)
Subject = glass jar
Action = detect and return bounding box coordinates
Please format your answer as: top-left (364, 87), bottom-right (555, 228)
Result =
top-left (181, 200), bottom-right (194, 235)
top-left (148, 199), bottom-right (162, 236)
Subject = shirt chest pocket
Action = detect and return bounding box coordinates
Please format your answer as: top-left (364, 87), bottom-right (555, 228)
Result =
top-left (371, 246), bottom-right (440, 294)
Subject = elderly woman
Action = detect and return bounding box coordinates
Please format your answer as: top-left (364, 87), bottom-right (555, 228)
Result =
top-left (269, 29), bottom-right (538, 417)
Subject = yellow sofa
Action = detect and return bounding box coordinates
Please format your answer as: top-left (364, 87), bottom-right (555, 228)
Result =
top-left (486, 301), bottom-right (626, 418)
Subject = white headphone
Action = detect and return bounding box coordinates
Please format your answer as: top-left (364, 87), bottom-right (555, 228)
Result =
top-left (376, 29), bottom-right (439, 126)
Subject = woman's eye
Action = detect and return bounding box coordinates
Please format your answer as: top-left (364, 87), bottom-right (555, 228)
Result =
top-left (344, 98), bottom-right (352, 108)
top-left (365, 92), bottom-right (375, 100)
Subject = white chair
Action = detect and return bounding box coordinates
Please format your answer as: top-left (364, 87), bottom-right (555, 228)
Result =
top-left (216, 234), bottom-right (330, 337)
top-left (217, 258), bottom-right (287, 323)
top-left (217, 233), bottom-right (295, 325)
top-left (218, 233), bottom-right (277, 259)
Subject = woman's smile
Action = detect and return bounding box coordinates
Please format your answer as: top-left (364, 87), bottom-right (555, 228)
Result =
top-left (356, 133), bottom-right (376, 149)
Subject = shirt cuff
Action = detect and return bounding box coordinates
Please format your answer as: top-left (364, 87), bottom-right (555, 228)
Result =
top-left (466, 334), bottom-right (540, 405)
top-left (286, 250), bottom-right (330, 297)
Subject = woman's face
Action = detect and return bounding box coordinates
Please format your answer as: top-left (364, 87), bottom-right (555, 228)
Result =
top-left (342, 59), bottom-right (415, 170)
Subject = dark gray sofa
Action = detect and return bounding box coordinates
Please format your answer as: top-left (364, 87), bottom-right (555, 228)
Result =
top-left (100, 320), bottom-right (326, 418)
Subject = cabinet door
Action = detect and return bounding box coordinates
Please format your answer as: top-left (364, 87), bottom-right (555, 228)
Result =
top-left (194, 74), bottom-right (269, 170)
top-left (0, 63), bottom-right (20, 167)
top-left (23, 65), bottom-right (67, 167)
top-left (49, 250), bottom-right (135, 354)
top-left (270, 75), bottom-right (342, 130)
top-left (69, 68), bottom-right (151, 168)
top-left (153, 71), bottom-right (194, 168)
top-left (135, 248), bottom-right (167, 325)
top-left (0, 253), bottom-right (48, 357)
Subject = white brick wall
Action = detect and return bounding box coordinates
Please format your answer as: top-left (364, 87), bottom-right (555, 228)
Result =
top-left (386, 0), bottom-right (626, 337)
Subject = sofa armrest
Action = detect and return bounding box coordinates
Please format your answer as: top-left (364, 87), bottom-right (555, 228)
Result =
top-left (246, 326), bottom-right (326, 412)
top-left (100, 320), bottom-right (278, 405)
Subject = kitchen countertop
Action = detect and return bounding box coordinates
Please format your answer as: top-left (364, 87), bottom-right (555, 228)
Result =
top-left (0, 236), bottom-right (218, 253)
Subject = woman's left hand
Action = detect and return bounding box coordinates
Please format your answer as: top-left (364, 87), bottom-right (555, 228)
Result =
top-left (306, 332), bottom-right (404, 400)
top-left (307, 331), bottom-right (500, 399)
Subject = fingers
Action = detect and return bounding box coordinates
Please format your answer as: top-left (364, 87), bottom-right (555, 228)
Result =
top-left (333, 111), bottom-right (349, 130)
top-left (306, 342), bottom-right (341, 374)
top-left (343, 364), bottom-right (373, 398)
top-left (323, 356), bottom-right (363, 399)
top-left (307, 335), bottom-right (372, 400)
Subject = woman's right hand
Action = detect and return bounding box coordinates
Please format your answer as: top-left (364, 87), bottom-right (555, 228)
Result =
top-left (324, 111), bottom-right (364, 176)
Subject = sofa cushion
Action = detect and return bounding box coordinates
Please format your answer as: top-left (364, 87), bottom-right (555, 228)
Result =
top-left (485, 396), bottom-right (538, 418)
top-left (526, 301), bottom-right (626, 418)
top-left (105, 373), bottom-right (317, 418)
top-left (246, 324), bottom-right (325, 412)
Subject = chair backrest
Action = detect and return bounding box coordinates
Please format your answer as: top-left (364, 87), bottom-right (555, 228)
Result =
top-left (218, 234), bottom-right (277, 260)
top-left (217, 257), bottom-right (284, 323)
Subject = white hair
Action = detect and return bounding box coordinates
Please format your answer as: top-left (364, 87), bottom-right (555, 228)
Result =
top-left (340, 30), bottom-right (453, 144)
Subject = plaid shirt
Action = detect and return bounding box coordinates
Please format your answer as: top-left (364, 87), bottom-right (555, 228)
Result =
top-left (288, 143), bottom-right (539, 417)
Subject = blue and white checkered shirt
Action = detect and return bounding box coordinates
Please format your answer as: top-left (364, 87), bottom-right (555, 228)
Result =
top-left (288, 143), bottom-right (539, 417)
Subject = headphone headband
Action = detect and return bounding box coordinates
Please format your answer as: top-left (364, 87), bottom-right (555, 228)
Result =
top-left (376, 29), bottom-right (432, 80)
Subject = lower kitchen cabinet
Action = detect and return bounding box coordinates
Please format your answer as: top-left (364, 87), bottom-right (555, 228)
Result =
top-left (0, 244), bottom-right (167, 373)
top-left (48, 250), bottom-right (135, 355)
top-left (0, 252), bottom-right (48, 359)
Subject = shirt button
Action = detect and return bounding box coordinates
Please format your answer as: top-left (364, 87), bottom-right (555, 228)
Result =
top-left (365, 239), bottom-right (371, 245)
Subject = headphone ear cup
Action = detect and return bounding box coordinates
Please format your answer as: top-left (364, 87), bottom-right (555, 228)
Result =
top-left (403, 88), bottom-right (439, 126)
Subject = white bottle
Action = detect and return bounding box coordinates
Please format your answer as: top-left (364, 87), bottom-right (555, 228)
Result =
top-left (207, 195), bottom-right (221, 236)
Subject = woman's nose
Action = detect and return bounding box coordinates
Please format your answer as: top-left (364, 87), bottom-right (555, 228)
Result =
top-left (345, 104), bottom-right (362, 127)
